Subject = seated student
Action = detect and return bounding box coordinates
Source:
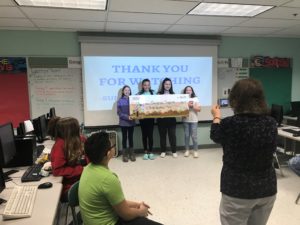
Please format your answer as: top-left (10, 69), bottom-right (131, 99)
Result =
top-left (51, 117), bottom-right (88, 202)
top-left (79, 132), bottom-right (163, 225)
top-left (47, 116), bottom-right (61, 140)
top-left (289, 155), bottom-right (300, 176)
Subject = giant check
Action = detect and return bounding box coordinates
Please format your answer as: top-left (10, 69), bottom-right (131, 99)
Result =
top-left (129, 94), bottom-right (189, 119)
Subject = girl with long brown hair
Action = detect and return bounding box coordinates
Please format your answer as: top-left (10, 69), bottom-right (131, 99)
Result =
top-left (51, 117), bottom-right (88, 201)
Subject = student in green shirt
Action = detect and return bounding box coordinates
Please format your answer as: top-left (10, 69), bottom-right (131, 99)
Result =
top-left (79, 131), bottom-right (162, 225)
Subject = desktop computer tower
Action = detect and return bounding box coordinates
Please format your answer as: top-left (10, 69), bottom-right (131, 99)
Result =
top-left (13, 136), bottom-right (37, 166)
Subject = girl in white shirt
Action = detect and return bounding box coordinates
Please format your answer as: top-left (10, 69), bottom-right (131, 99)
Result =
top-left (182, 86), bottom-right (201, 158)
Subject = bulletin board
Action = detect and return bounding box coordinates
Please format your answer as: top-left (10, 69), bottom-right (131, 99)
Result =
top-left (250, 68), bottom-right (292, 112)
top-left (0, 57), bottom-right (30, 127)
top-left (217, 58), bottom-right (292, 114)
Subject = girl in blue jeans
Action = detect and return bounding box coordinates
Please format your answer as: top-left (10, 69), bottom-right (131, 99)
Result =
top-left (182, 86), bottom-right (201, 158)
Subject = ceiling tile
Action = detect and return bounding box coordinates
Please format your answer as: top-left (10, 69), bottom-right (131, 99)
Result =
top-left (0, 18), bottom-right (35, 27)
top-left (238, 18), bottom-right (300, 28)
top-left (0, 6), bottom-right (26, 18)
top-left (21, 7), bottom-right (107, 21)
top-left (177, 15), bottom-right (248, 26)
top-left (40, 27), bottom-right (109, 32)
top-left (166, 24), bottom-right (227, 34)
top-left (272, 25), bottom-right (300, 36)
top-left (0, 0), bottom-right (298, 37)
top-left (0, 0), bottom-right (16, 6)
top-left (203, 0), bottom-right (290, 6)
top-left (106, 22), bottom-right (169, 33)
top-left (257, 6), bottom-right (300, 19)
top-left (33, 19), bottom-right (105, 30)
top-left (282, 0), bottom-right (300, 7)
top-left (109, 0), bottom-right (198, 14)
top-left (0, 27), bottom-right (38, 31)
top-left (223, 26), bottom-right (282, 35)
top-left (108, 12), bottom-right (182, 24)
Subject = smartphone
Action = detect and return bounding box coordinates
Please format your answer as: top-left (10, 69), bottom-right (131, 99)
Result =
top-left (218, 98), bottom-right (229, 108)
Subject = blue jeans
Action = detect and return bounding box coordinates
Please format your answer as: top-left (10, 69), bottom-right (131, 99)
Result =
top-left (183, 122), bottom-right (198, 151)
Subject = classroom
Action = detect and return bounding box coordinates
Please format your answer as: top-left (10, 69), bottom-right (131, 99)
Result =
top-left (0, 1), bottom-right (300, 225)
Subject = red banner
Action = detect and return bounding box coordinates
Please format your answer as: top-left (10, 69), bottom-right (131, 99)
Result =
top-left (0, 73), bottom-right (30, 127)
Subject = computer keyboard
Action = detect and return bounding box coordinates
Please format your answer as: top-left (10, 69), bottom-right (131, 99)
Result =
top-left (282, 128), bottom-right (300, 134)
top-left (21, 164), bottom-right (43, 182)
top-left (3, 185), bottom-right (38, 220)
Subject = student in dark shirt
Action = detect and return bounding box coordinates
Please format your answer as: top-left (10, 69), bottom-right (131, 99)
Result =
top-left (157, 78), bottom-right (177, 158)
top-left (210, 78), bottom-right (277, 225)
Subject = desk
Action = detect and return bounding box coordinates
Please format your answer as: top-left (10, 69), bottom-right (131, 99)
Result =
top-left (283, 115), bottom-right (298, 127)
top-left (0, 168), bottom-right (62, 225)
top-left (283, 116), bottom-right (297, 121)
top-left (278, 125), bottom-right (300, 155)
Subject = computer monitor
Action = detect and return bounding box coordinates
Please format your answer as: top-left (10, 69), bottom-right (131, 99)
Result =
top-left (24, 120), bottom-right (34, 134)
top-left (0, 165), bottom-right (6, 204)
top-left (49, 107), bottom-right (56, 119)
top-left (291, 101), bottom-right (300, 117)
top-left (33, 115), bottom-right (48, 143)
top-left (0, 166), bottom-right (5, 193)
top-left (271, 104), bottom-right (284, 127)
top-left (17, 122), bottom-right (25, 136)
top-left (0, 123), bottom-right (17, 167)
top-left (17, 120), bottom-right (34, 136)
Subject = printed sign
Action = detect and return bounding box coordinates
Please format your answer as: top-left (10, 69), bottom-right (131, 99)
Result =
top-left (129, 94), bottom-right (189, 119)
top-left (0, 57), bottom-right (27, 73)
top-left (251, 56), bottom-right (291, 68)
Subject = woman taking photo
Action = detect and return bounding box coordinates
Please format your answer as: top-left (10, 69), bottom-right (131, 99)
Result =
top-left (210, 78), bottom-right (277, 225)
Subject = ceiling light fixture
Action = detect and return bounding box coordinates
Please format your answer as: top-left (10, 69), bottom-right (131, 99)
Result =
top-left (15, 0), bottom-right (107, 10)
top-left (189, 2), bottom-right (273, 17)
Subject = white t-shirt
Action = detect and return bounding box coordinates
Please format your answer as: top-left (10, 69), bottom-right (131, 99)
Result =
top-left (183, 97), bottom-right (199, 123)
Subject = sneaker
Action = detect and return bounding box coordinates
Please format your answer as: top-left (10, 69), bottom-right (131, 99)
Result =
top-left (172, 153), bottom-right (178, 158)
top-left (193, 151), bottom-right (198, 158)
top-left (148, 153), bottom-right (155, 160)
top-left (184, 150), bottom-right (190, 157)
top-left (160, 152), bottom-right (166, 158)
top-left (143, 153), bottom-right (149, 160)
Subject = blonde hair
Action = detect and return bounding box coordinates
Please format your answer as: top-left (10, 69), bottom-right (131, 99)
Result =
top-left (56, 117), bottom-right (83, 165)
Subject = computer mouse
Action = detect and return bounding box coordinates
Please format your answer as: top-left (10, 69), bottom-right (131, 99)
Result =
top-left (38, 182), bottom-right (53, 189)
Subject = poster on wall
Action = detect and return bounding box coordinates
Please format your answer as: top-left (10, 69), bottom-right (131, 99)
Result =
top-left (251, 56), bottom-right (291, 68)
top-left (129, 94), bottom-right (189, 119)
top-left (0, 57), bottom-right (30, 127)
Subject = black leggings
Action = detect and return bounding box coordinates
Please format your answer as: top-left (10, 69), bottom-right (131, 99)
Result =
top-left (121, 126), bottom-right (134, 149)
top-left (139, 119), bottom-right (154, 152)
top-left (116, 217), bottom-right (163, 225)
top-left (157, 118), bottom-right (176, 153)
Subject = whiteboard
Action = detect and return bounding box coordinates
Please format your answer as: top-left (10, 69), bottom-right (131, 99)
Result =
top-left (28, 68), bottom-right (84, 123)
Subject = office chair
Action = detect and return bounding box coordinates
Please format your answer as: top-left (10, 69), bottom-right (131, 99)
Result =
top-left (273, 152), bottom-right (284, 177)
top-left (66, 181), bottom-right (82, 225)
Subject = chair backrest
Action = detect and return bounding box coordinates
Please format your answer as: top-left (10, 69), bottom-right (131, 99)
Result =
top-left (68, 181), bottom-right (80, 207)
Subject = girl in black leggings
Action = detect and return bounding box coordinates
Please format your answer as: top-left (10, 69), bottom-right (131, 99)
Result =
top-left (137, 79), bottom-right (155, 160)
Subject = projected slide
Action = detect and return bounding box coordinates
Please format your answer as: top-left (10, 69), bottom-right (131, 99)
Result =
top-left (83, 56), bottom-right (212, 111)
